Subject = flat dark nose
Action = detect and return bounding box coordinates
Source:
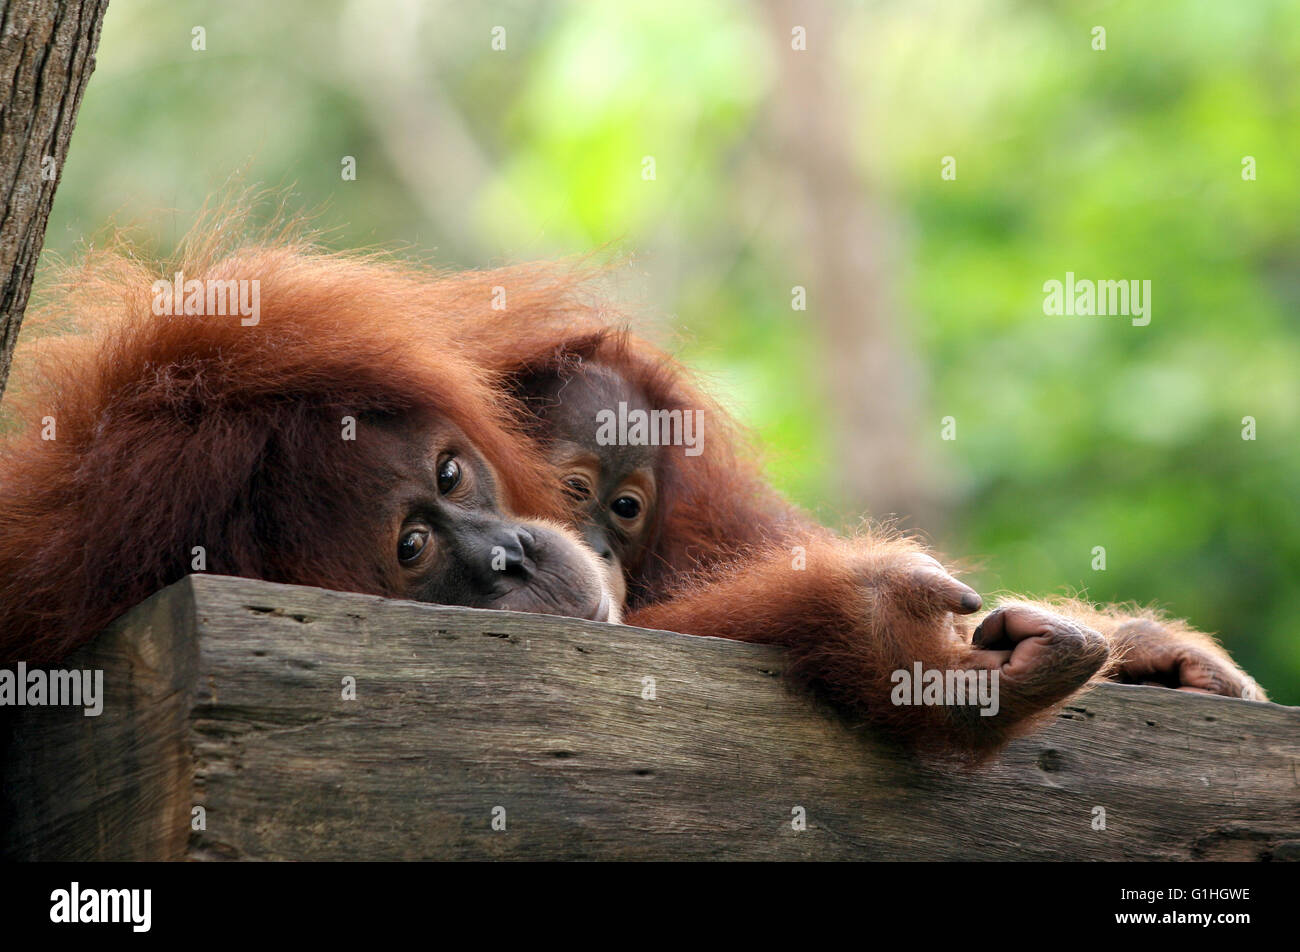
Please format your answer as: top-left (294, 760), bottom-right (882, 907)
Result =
top-left (492, 524), bottom-right (533, 577)
top-left (459, 520), bottom-right (534, 588)
top-left (583, 525), bottom-right (614, 562)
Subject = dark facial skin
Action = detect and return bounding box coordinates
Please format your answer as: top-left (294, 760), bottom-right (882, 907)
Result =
top-left (372, 414), bottom-right (614, 622)
top-left (529, 365), bottom-right (658, 611)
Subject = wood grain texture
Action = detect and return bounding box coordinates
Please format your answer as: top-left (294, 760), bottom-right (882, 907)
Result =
top-left (3, 573), bottom-right (1298, 861)
top-left (0, 577), bottom-right (196, 860)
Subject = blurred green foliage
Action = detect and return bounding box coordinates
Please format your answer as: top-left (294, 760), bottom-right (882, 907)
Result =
top-left (40, 0), bottom-right (1300, 700)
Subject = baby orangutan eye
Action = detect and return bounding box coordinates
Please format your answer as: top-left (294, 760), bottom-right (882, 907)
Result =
top-left (611, 495), bottom-right (641, 520)
top-left (398, 526), bottom-right (429, 563)
top-left (564, 476), bottom-right (593, 501)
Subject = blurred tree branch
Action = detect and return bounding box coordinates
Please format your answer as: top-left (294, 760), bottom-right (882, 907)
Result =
top-left (761, 0), bottom-right (940, 529)
top-left (324, 0), bottom-right (528, 262)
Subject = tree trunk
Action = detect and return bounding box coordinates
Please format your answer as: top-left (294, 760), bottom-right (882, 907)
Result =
top-left (760, 0), bottom-right (940, 530)
top-left (0, 0), bottom-right (108, 402)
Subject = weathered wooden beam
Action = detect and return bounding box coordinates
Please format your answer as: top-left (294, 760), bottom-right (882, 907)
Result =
top-left (2, 574), bottom-right (1297, 861)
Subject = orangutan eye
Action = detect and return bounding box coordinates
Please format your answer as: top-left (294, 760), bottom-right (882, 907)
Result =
top-left (611, 495), bottom-right (641, 520)
top-left (398, 527), bottom-right (429, 563)
top-left (437, 458), bottom-right (461, 495)
top-left (564, 476), bottom-right (593, 501)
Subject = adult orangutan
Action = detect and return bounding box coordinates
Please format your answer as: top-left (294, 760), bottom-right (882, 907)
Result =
top-left (0, 242), bottom-right (618, 668)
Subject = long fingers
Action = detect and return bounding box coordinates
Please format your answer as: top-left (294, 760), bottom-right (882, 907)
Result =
top-left (908, 555), bottom-right (982, 615)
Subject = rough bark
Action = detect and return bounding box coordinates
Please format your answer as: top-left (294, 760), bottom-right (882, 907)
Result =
top-left (0, 0), bottom-right (108, 401)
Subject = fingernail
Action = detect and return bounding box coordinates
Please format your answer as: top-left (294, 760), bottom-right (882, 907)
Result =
top-left (961, 592), bottom-right (982, 612)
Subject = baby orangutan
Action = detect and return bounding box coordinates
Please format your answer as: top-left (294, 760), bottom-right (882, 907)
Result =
top-left (520, 361), bottom-right (659, 613)
top-left (471, 313), bottom-right (1266, 760)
